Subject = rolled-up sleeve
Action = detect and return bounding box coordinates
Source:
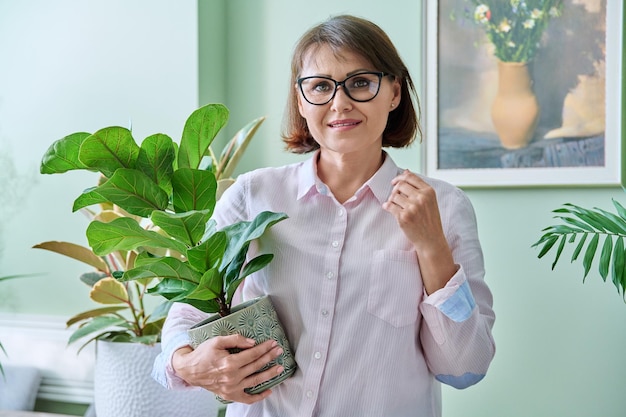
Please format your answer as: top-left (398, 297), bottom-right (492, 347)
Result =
top-left (419, 185), bottom-right (496, 389)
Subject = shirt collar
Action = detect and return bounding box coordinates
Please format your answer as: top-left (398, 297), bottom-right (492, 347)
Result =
top-left (366, 151), bottom-right (399, 204)
top-left (296, 150), bottom-right (399, 203)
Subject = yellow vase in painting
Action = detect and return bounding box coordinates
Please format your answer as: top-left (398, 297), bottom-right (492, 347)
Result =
top-left (491, 61), bottom-right (540, 149)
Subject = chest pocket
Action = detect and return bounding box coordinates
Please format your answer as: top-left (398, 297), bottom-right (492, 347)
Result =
top-left (367, 249), bottom-right (422, 328)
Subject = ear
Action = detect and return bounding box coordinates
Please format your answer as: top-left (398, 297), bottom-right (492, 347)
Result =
top-left (390, 77), bottom-right (401, 109)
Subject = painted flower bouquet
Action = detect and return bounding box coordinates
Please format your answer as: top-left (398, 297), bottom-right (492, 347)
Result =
top-left (466, 0), bottom-right (563, 62)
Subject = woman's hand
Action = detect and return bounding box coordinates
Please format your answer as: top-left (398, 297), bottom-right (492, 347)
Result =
top-left (172, 334), bottom-right (285, 404)
top-left (382, 170), bottom-right (458, 294)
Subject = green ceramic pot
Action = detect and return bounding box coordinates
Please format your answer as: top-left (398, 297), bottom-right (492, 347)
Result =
top-left (187, 295), bottom-right (297, 399)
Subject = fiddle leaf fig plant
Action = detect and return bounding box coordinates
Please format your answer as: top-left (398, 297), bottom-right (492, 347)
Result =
top-left (532, 199), bottom-right (626, 299)
top-left (34, 103), bottom-right (287, 349)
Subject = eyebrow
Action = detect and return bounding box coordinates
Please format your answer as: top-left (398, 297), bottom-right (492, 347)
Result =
top-left (305, 68), bottom-right (374, 78)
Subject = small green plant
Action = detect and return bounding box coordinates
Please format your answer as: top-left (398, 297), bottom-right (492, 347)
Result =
top-left (35, 104), bottom-right (287, 349)
top-left (533, 199), bottom-right (626, 299)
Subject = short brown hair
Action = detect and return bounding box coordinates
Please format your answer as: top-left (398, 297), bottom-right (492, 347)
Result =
top-left (282, 14), bottom-right (422, 154)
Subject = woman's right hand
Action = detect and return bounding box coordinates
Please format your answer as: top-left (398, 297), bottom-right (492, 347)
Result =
top-left (172, 335), bottom-right (285, 404)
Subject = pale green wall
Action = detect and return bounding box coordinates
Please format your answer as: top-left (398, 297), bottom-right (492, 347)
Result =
top-left (0, 0), bottom-right (199, 314)
top-left (201, 1), bottom-right (626, 417)
top-left (0, 1), bottom-right (624, 416)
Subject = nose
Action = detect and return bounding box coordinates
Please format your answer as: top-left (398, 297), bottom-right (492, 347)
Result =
top-left (330, 84), bottom-right (352, 112)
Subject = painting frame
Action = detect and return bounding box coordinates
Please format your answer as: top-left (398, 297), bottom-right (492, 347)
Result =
top-left (423, 0), bottom-right (624, 187)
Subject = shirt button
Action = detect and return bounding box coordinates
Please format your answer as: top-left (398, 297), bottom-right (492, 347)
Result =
top-left (331, 240), bottom-right (339, 248)
top-left (321, 309), bottom-right (329, 317)
top-left (314, 352), bottom-right (322, 360)
top-left (326, 271), bottom-right (334, 279)
top-left (338, 209), bottom-right (344, 216)
top-left (306, 390), bottom-right (314, 398)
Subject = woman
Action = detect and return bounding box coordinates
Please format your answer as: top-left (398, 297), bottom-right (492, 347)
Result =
top-left (153, 14), bottom-right (495, 417)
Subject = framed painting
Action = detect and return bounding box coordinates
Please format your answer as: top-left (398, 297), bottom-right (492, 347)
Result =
top-left (423, 0), bottom-right (624, 187)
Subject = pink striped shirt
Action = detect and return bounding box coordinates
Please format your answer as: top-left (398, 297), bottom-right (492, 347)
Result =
top-left (153, 152), bottom-right (495, 417)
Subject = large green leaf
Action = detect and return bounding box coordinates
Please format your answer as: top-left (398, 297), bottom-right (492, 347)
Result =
top-left (73, 168), bottom-right (169, 217)
top-left (186, 268), bottom-right (222, 301)
top-left (136, 133), bottom-right (176, 195)
top-left (120, 257), bottom-right (202, 284)
top-left (40, 132), bottom-right (91, 174)
top-left (78, 126), bottom-right (140, 178)
top-left (177, 104), bottom-right (229, 170)
top-left (225, 253), bottom-right (274, 305)
top-left (221, 211), bottom-right (288, 268)
top-left (171, 168), bottom-right (217, 213)
top-left (186, 230), bottom-right (227, 272)
top-left (86, 217), bottom-right (187, 256)
top-left (150, 210), bottom-right (212, 247)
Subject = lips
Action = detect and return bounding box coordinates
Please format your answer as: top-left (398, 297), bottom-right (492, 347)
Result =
top-left (328, 119), bottom-right (361, 128)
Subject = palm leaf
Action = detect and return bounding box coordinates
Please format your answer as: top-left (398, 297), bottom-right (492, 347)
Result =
top-left (533, 201), bottom-right (626, 297)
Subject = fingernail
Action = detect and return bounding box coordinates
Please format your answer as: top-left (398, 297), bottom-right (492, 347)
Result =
top-left (276, 366), bottom-right (284, 374)
top-left (276, 347), bottom-right (284, 355)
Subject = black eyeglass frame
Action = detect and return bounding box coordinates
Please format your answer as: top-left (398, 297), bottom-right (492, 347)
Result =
top-left (296, 71), bottom-right (392, 106)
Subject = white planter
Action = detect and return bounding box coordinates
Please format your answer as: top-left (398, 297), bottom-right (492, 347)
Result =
top-left (94, 341), bottom-right (219, 417)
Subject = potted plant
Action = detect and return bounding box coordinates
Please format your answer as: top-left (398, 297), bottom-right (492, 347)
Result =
top-left (533, 198), bottom-right (626, 298)
top-left (35, 103), bottom-right (295, 416)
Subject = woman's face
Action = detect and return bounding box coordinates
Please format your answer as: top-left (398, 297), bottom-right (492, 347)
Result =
top-left (296, 45), bottom-right (400, 158)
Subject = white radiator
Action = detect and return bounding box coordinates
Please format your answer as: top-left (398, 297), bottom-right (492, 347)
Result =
top-left (0, 313), bottom-right (95, 404)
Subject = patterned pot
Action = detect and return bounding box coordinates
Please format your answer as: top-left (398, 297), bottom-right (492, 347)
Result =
top-left (187, 295), bottom-right (297, 397)
top-left (94, 341), bottom-right (219, 417)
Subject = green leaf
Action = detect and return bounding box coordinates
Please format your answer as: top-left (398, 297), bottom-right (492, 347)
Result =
top-left (551, 234), bottom-right (567, 270)
top-left (172, 168), bottom-right (217, 213)
top-left (40, 132), bottom-right (91, 174)
top-left (67, 316), bottom-right (128, 345)
top-left (186, 268), bottom-right (222, 301)
top-left (593, 207), bottom-right (626, 235)
top-left (136, 133), bottom-right (176, 195)
top-left (225, 253), bottom-right (274, 304)
top-left (535, 235), bottom-right (558, 258)
top-left (217, 116), bottom-right (265, 179)
top-left (151, 210), bottom-right (211, 247)
top-left (611, 237), bottom-right (624, 294)
top-left (86, 217), bottom-right (187, 256)
top-left (120, 257), bottom-right (202, 285)
top-left (221, 211), bottom-right (288, 268)
top-left (187, 230), bottom-right (227, 273)
top-left (612, 199), bottom-right (626, 220)
top-left (178, 104), bottom-right (229, 170)
top-left (79, 127), bottom-right (140, 178)
top-left (557, 216), bottom-right (594, 233)
top-left (571, 233), bottom-right (588, 261)
top-left (73, 168), bottom-right (169, 217)
top-left (599, 235), bottom-right (613, 281)
top-left (582, 234), bottom-right (600, 280)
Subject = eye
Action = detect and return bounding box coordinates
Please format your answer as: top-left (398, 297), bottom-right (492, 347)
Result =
top-left (347, 76), bottom-right (372, 90)
top-left (311, 79), bottom-right (333, 93)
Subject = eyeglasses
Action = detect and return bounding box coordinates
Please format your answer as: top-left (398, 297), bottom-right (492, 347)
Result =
top-left (297, 71), bottom-right (390, 105)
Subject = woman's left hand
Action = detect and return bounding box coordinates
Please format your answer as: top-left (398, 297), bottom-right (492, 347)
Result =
top-left (382, 170), bottom-right (457, 294)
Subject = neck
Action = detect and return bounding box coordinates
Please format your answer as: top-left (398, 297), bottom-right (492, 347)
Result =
top-left (317, 150), bottom-right (385, 204)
